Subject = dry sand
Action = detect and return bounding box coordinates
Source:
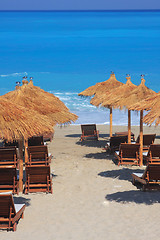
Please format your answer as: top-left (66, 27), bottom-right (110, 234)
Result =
top-left (1, 124), bottom-right (160, 240)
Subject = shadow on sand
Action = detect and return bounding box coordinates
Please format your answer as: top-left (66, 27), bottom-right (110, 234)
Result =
top-left (84, 152), bottom-right (114, 161)
top-left (51, 173), bottom-right (58, 178)
top-left (98, 168), bottom-right (144, 181)
top-left (65, 134), bottom-right (81, 138)
top-left (13, 195), bottom-right (31, 207)
top-left (65, 133), bottom-right (110, 139)
top-left (76, 139), bottom-right (107, 148)
top-left (106, 190), bottom-right (160, 205)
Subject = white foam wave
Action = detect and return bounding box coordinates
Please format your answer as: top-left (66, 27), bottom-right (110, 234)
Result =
top-left (0, 72), bottom-right (28, 78)
top-left (48, 90), bottom-right (141, 125)
top-left (58, 97), bottom-right (71, 101)
top-left (52, 91), bottom-right (78, 95)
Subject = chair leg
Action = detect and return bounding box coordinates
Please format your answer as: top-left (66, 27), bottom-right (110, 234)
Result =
top-left (13, 222), bottom-right (17, 231)
top-left (21, 212), bottom-right (24, 219)
top-left (132, 178), bottom-right (135, 185)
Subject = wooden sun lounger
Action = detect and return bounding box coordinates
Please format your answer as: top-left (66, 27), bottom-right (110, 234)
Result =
top-left (134, 134), bottom-right (156, 151)
top-left (106, 135), bottom-right (128, 152)
top-left (115, 131), bottom-right (135, 141)
top-left (43, 132), bottom-right (54, 142)
top-left (81, 124), bottom-right (99, 141)
top-left (143, 144), bottom-right (160, 164)
top-left (115, 143), bottom-right (140, 166)
top-left (28, 136), bottom-right (44, 146)
top-left (0, 192), bottom-right (25, 231)
top-left (24, 166), bottom-right (53, 194)
top-left (0, 167), bottom-right (19, 194)
top-left (27, 146), bottom-right (52, 166)
top-left (0, 147), bottom-right (18, 167)
top-left (132, 164), bottom-right (160, 191)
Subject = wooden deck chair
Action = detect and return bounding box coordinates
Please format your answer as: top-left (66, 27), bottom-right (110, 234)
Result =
top-left (115, 143), bottom-right (140, 166)
top-left (143, 144), bottom-right (160, 164)
top-left (43, 132), bottom-right (54, 142)
top-left (0, 167), bottom-right (19, 194)
top-left (28, 136), bottom-right (44, 146)
top-left (28, 145), bottom-right (52, 159)
top-left (106, 135), bottom-right (128, 152)
top-left (0, 192), bottom-right (25, 231)
top-left (133, 134), bottom-right (156, 151)
top-left (81, 124), bottom-right (99, 141)
top-left (27, 146), bottom-right (52, 166)
top-left (24, 166), bottom-right (53, 194)
top-left (115, 131), bottom-right (135, 141)
top-left (132, 164), bottom-right (160, 191)
top-left (0, 147), bottom-right (18, 167)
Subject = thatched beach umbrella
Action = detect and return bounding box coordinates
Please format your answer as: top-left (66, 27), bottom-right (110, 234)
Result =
top-left (4, 78), bottom-right (78, 125)
top-left (127, 76), bottom-right (156, 165)
top-left (91, 75), bottom-right (137, 142)
top-left (0, 97), bottom-right (54, 192)
top-left (78, 72), bottom-right (124, 136)
top-left (4, 79), bottom-right (77, 179)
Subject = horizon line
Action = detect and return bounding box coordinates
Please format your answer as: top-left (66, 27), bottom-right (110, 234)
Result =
top-left (0, 9), bottom-right (160, 12)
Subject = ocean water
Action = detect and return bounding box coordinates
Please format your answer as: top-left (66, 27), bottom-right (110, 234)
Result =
top-left (0, 11), bottom-right (160, 125)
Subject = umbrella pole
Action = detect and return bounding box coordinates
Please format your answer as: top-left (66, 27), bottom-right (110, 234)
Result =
top-left (128, 110), bottom-right (131, 143)
top-left (24, 139), bottom-right (29, 164)
top-left (139, 110), bottom-right (143, 166)
top-left (110, 107), bottom-right (112, 137)
top-left (18, 138), bottom-right (24, 193)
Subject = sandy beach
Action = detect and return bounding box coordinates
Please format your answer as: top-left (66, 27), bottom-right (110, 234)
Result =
top-left (1, 124), bottom-right (160, 240)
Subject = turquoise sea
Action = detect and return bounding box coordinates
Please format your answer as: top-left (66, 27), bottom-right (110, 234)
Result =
top-left (0, 11), bottom-right (160, 125)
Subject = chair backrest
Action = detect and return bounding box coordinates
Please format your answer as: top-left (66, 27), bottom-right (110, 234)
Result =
top-left (29, 152), bottom-right (46, 160)
top-left (0, 193), bottom-right (16, 218)
top-left (136, 134), bottom-right (156, 145)
top-left (28, 145), bottom-right (48, 155)
top-left (26, 166), bottom-right (51, 183)
top-left (4, 140), bottom-right (19, 148)
top-left (28, 136), bottom-right (44, 146)
top-left (81, 124), bottom-right (97, 136)
top-left (110, 135), bottom-right (128, 150)
top-left (148, 144), bottom-right (160, 158)
top-left (120, 143), bottom-right (140, 158)
top-left (145, 164), bottom-right (160, 181)
top-left (0, 167), bottom-right (17, 185)
top-left (0, 148), bottom-right (17, 166)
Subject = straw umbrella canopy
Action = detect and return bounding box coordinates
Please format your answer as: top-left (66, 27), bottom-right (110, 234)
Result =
top-left (0, 97), bottom-right (54, 141)
top-left (78, 72), bottom-right (124, 136)
top-left (121, 76), bottom-right (157, 166)
top-left (143, 107), bottom-right (160, 126)
top-left (128, 91), bottom-right (160, 125)
top-left (91, 75), bottom-right (137, 142)
top-left (0, 96), bottom-right (54, 192)
top-left (4, 79), bottom-right (78, 125)
top-left (78, 72), bottom-right (123, 97)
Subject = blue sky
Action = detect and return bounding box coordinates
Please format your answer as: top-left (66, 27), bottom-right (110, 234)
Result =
top-left (0, 0), bottom-right (160, 10)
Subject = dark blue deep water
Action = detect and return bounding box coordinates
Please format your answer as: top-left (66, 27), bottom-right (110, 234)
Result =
top-left (0, 11), bottom-right (160, 124)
